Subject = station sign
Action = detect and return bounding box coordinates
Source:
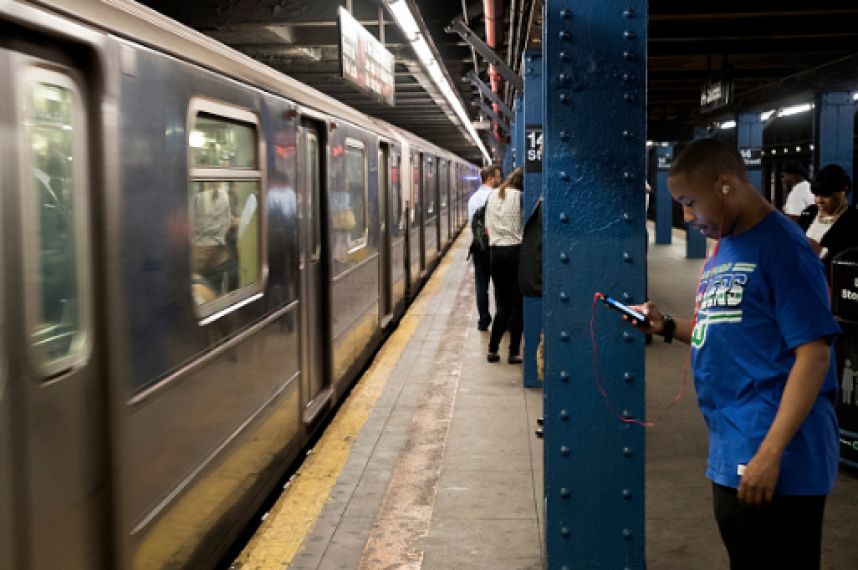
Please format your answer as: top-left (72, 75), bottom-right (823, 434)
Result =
top-left (656, 154), bottom-right (672, 170)
top-left (739, 147), bottom-right (762, 167)
top-left (338, 7), bottom-right (395, 106)
top-left (700, 77), bottom-right (734, 113)
top-left (525, 125), bottom-right (543, 173)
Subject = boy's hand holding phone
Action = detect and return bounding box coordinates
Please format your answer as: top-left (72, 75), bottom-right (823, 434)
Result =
top-left (626, 301), bottom-right (663, 334)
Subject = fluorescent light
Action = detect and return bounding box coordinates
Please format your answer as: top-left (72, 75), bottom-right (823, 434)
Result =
top-left (720, 120), bottom-right (736, 129)
top-left (760, 110), bottom-right (775, 121)
top-left (853, 92), bottom-right (858, 102)
top-left (385, 0), bottom-right (489, 161)
top-left (189, 130), bottom-right (206, 148)
top-left (386, 0), bottom-right (419, 39)
top-left (778, 103), bottom-right (813, 117)
top-left (795, 146), bottom-right (801, 152)
top-left (646, 141), bottom-right (654, 148)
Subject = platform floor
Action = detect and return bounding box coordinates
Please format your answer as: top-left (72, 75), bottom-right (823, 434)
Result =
top-left (233, 227), bottom-right (858, 569)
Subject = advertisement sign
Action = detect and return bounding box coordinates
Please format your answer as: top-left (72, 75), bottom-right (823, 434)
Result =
top-left (338, 7), bottom-right (395, 106)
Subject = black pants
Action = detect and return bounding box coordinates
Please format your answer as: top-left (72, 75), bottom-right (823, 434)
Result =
top-left (712, 483), bottom-right (826, 570)
top-left (472, 248), bottom-right (492, 328)
top-left (488, 245), bottom-right (523, 355)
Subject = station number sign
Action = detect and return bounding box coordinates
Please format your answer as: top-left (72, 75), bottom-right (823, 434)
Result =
top-left (525, 125), bottom-right (543, 173)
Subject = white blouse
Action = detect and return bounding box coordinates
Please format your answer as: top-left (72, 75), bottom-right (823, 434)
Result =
top-left (485, 188), bottom-right (523, 247)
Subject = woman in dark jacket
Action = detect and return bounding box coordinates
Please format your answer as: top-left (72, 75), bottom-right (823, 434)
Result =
top-left (798, 164), bottom-right (858, 277)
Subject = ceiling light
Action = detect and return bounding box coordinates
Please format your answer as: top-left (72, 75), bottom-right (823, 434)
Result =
top-left (720, 120), bottom-right (736, 129)
top-left (760, 110), bottom-right (775, 121)
top-left (778, 103), bottom-right (813, 117)
top-left (384, 0), bottom-right (489, 161)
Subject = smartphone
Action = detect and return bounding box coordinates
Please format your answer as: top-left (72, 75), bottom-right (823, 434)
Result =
top-left (599, 294), bottom-right (651, 326)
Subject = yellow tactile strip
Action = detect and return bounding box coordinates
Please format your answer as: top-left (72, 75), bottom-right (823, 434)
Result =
top-left (232, 237), bottom-right (462, 568)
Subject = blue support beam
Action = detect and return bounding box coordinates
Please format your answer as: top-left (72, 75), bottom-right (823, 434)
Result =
top-left (522, 50), bottom-right (543, 389)
top-left (543, 2), bottom-right (646, 568)
top-left (737, 112), bottom-right (764, 193)
top-left (655, 144), bottom-right (674, 245)
top-left (685, 129), bottom-right (708, 259)
top-left (515, 94), bottom-right (525, 169)
top-left (814, 92), bottom-right (855, 192)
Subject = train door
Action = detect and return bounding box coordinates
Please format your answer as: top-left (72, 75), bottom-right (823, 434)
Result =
top-left (300, 123), bottom-right (331, 422)
top-left (1, 47), bottom-right (108, 569)
top-left (378, 142), bottom-right (392, 326)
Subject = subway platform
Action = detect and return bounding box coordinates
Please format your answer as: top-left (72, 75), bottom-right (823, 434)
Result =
top-left (232, 228), bottom-right (858, 569)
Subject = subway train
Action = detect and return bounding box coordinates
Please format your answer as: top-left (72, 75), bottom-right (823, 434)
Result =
top-left (0, 1), bottom-right (479, 568)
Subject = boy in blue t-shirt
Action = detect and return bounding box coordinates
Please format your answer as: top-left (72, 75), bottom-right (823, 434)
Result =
top-left (630, 138), bottom-right (839, 569)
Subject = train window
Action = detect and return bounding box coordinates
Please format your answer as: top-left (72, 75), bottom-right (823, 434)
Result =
top-left (411, 155), bottom-right (419, 223)
top-left (307, 132), bottom-right (321, 259)
top-left (20, 70), bottom-right (92, 376)
top-left (440, 162), bottom-right (448, 208)
top-left (391, 154), bottom-right (403, 230)
top-left (188, 103), bottom-right (264, 318)
top-left (343, 139), bottom-right (367, 250)
top-left (425, 157), bottom-right (435, 216)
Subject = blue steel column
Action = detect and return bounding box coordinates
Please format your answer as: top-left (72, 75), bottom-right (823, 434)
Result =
top-left (654, 144), bottom-right (674, 245)
top-left (814, 92), bottom-right (854, 190)
top-left (544, 2), bottom-right (646, 568)
top-left (515, 94), bottom-right (525, 168)
top-left (737, 112), bottom-right (763, 192)
top-left (523, 51), bottom-right (543, 388)
top-left (685, 128), bottom-right (708, 259)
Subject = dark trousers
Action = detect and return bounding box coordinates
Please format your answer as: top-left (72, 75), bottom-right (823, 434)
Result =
top-left (472, 249), bottom-right (492, 328)
top-left (489, 245), bottom-right (523, 355)
top-left (712, 483), bottom-right (826, 570)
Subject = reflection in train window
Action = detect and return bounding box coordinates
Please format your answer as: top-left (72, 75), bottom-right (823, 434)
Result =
top-left (190, 114), bottom-right (257, 168)
top-left (343, 140), bottom-right (367, 250)
top-left (188, 107), bottom-right (263, 315)
top-left (23, 73), bottom-right (91, 376)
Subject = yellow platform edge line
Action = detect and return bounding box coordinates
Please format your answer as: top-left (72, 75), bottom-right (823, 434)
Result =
top-left (233, 239), bottom-right (462, 569)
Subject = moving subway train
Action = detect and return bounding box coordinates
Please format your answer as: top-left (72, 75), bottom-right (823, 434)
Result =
top-left (0, 1), bottom-right (479, 568)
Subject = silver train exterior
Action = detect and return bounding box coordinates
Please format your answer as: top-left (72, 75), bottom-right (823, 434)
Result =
top-left (0, 1), bottom-right (480, 568)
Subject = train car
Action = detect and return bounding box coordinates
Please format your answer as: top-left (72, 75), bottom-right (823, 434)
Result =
top-left (0, 1), bottom-right (479, 569)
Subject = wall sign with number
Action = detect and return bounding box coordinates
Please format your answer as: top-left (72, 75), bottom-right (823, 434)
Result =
top-left (525, 125), bottom-right (543, 173)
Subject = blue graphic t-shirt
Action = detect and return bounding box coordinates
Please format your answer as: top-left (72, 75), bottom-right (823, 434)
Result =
top-left (691, 212), bottom-right (840, 495)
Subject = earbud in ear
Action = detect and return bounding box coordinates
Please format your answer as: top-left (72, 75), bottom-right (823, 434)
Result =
top-left (721, 185), bottom-right (730, 195)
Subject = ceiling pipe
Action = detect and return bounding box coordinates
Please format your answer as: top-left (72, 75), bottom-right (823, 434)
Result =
top-left (484, 0), bottom-right (506, 143)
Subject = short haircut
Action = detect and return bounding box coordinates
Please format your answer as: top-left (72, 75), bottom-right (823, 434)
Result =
top-left (812, 164), bottom-right (851, 197)
top-left (668, 138), bottom-right (749, 184)
top-left (480, 165), bottom-right (500, 183)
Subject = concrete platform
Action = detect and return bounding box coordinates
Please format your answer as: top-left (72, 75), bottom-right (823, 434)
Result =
top-left (233, 227), bottom-right (858, 569)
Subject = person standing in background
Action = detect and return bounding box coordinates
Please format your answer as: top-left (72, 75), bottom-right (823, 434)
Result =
top-left (485, 167), bottom-right (524, 364)
top-left (781, 161), bottom-right (813, 222)
top-left (468, 165), bottom-right (502, 331)
top-left (798, 164), bottom-right (858, 275)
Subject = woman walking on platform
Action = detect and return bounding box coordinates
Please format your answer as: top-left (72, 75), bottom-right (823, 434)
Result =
top-left (485, 167), bottom-right (524, 364)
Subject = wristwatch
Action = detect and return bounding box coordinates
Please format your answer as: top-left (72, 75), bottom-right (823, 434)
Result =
top-left (660, 314), bottom-right (675, 344)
